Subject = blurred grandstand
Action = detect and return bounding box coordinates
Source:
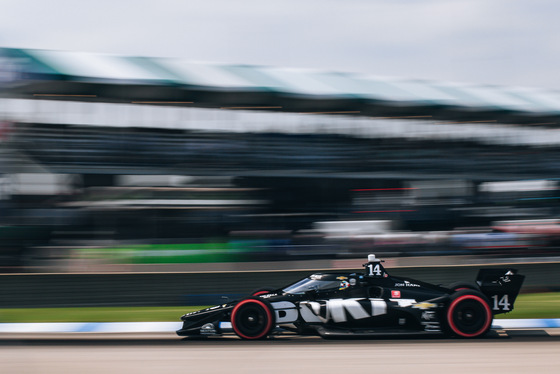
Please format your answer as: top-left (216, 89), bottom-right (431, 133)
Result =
top-left (2, 47), bottom-right (560, 271)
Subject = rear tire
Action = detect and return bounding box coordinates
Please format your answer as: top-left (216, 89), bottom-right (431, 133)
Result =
top-left (447, 281), bottom-right (480, 292)
top-left (445, 290), bottom-right (492, 338)
top-left (231, 298), bottom-right (275, 340)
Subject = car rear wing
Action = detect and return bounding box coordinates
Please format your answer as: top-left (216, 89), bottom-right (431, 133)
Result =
top-left (476, 268), bottom-right (525, 315)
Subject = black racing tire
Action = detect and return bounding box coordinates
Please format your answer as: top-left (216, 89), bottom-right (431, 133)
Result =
top-left (447, 281), bottom-right (481, 292)
top-left (250, 287), bottom-right (274, 297)
top-left (445, 289), bottom-right (493, 338)
top-left (231, 298), bottom-right (275, 340)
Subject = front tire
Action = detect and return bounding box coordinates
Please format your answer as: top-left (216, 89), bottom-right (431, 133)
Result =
top-left (231, 298), bottom-right (275, 340)
top-left (445, 290), bottom-right (492, 338)
top-left (251, 287), bottom-right (274, 296)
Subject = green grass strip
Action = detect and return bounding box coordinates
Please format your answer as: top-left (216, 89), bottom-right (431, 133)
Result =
top-left (0, 306), bottom-right (207, 323)
top-left (495, 292), bottom-right (560, 319)
top-left (0, 293), bottom-right (558, 323)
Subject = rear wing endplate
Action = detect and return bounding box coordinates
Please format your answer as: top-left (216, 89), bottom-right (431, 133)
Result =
top-left (476, 268), bottom-right (525, 315)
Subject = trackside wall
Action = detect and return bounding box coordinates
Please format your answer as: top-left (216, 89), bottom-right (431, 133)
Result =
top-left (0, 263), bottom-right (558, 308)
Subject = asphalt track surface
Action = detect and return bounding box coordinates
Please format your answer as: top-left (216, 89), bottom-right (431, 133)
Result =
top-left (0, 330), bottom-right (559, 374)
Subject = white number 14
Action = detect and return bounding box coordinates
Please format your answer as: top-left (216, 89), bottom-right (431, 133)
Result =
top-left (491, 294), bottom-right (511, 311)
top-left (368, 264), bottom-right (382, 276)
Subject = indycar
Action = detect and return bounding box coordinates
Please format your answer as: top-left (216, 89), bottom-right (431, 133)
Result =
top-left (177, 254), bottom-right (524, 339)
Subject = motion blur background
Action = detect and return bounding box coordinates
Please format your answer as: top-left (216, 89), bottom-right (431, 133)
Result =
top-left (3, 50), bottom-right (560, 273)
top-left (1, 1), bottom-right (560, 301)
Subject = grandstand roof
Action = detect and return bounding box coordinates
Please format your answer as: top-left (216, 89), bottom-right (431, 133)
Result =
top-left (2, 47), bottom-right (560, 124)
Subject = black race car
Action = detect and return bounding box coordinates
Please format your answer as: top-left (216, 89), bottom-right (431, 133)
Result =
top-left (177, 254), bottom-right (524, 339)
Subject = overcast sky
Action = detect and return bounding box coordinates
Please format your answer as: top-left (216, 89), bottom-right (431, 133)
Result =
top-left (1, 0), bottom-right (559, 89)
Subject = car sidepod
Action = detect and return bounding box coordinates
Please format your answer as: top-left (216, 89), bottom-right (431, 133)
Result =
top-left (270, 295), bottom-right (448, 335)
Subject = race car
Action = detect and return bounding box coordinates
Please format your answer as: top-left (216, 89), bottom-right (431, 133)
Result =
top-left (177, 254), bottom-right (524, 339)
